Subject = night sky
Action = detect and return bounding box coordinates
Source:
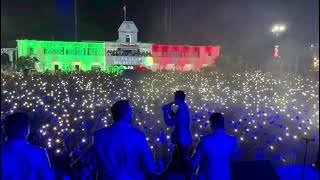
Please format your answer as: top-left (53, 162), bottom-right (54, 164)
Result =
top-left (1, 0), bottom-right (319, 63)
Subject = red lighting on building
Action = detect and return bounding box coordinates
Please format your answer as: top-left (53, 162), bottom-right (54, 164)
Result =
top-left (151, 44), bottom-right (220, 71)
top-left (134, 66), bottom-right (148, 70)
top-left (182, 46), bottom-right (190, 52)
top-left (152, 45), bottom-right (159, 51)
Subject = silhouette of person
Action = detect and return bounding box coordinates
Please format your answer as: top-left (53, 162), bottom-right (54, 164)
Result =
top-left (93, 100), bottom-right (162, 180)
top-left (190, 113), bottom-right (239, 180)
top-left (162, 91), bottom-right (192, 175)
top-left (1, 112), bottom-right (54, 180)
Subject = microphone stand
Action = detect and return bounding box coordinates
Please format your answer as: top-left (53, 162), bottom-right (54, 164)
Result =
top-left (302, 138), bottom-right (313, 180)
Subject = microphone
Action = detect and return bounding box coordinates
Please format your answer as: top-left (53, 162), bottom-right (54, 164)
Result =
top-left (167, 102), bottom-right (175, 107)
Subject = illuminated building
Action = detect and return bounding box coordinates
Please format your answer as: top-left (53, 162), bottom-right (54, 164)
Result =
top-left (152, 44), bottom-right (220, 71)
top-left (1, 48), bottom-right (18, 69)
top-left (16, 21), bottom-right (220, 73)
top-left (17, 40), bottom-right (106, 72)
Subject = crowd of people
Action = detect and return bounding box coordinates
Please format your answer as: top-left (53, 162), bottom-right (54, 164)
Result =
top-left (1, 70), bottom-right (319, 179)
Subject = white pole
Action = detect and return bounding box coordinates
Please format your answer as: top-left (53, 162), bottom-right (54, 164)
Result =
top-left (74, 0), bottom-right (78, 41)
top-left (124, 5), bottom-right (127, 21)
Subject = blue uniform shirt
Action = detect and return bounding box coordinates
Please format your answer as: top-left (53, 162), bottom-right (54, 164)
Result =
top-left (93, 122), bottom-right (157, 180)
top-left (1, 140), bottom-right (54, 180)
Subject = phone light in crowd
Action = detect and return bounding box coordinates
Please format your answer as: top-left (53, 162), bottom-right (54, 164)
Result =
top-left (1, 70), bottom-right (318, 168)
top-left (56, 149), bottom-right (61, 154)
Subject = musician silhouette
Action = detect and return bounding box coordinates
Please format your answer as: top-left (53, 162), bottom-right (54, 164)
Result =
top-left (1, 113), bottom-right (54, 180)
top-left (190, 113), bottom-right (239, 180)
top-left (162, 91), bottom-right (192, 177)
top-left (93, 100), bottom-right (162, 180)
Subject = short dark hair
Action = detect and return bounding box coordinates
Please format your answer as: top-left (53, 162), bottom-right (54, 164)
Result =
top-left (209, 113), bottom-right (224, 129)
top-left (110, 100), bottom-right (131, 121)
top-left (4, 112), bottom-right (29, 139)
top-left (175, 91), bottom-right (186, 101)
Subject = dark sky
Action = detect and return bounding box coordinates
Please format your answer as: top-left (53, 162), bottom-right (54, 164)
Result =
top-left (1, 0), bottom-right (319, 62)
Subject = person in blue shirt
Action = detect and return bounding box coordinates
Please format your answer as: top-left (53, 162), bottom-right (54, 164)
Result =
top-left (1, 112), bottom-right (54, 180)
top-left (93, 100), bottom-right (162, 180)
top-left (190, 113), bottom-right (239, 180)
top-left (162, 91), bottom-right (193, 177)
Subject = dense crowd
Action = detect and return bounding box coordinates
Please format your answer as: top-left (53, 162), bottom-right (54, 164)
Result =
top-left (1, 70), bottom-right (319, 178)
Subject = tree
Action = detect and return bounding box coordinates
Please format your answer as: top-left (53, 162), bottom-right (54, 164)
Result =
top-left (16, 56), bottom-right (39, 72)
top-left (213, 53), bottom-right (253, 73)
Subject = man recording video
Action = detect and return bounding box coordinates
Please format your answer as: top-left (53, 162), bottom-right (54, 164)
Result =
top-left (162, 91), bottom-right (192, 177)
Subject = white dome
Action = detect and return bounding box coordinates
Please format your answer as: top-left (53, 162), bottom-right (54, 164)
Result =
top-left (118, 21), bottom-right (138, 33)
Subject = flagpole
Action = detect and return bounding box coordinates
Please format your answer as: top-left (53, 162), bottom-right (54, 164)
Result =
top-left (74, 0), bottom-right (78, 41)
top-left (124, 5), bottom-right (127, 21)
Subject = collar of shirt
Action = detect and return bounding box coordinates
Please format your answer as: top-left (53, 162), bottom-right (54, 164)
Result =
top-left (212, 129), bottom-right (225, 135)
top-left (113, 121), bottom-right (131, 127)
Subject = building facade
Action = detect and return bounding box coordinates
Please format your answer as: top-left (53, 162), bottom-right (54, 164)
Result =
top-left (17, 40), bottom-right (105, 72)
top-left (151, 44), bottom-right (220, 71)
top-left (1, 48), bottom-right (18, 69)
top-left (16, 21), bottom-right (220, 73)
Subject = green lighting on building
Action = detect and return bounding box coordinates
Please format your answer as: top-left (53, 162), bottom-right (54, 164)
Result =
top-left (106, 65), bottom-right (125, 75)
top-left (17, 40), bottom-right (106, 72)
top-left (144, 56), bottom-right (153, 66)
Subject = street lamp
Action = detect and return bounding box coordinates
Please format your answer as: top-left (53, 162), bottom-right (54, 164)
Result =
top-left (271, 24), bottom-right (286, 37)
top-left (271, 24), bottom-right (286, 63)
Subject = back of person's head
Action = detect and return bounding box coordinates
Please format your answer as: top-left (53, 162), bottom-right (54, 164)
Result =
top-left (209, 113), bottom-right (224, 130)
top-left (174, 91), bottom-right (186, 102)
top-left (4, 112), bottom-right (29, 140)
top-left (111, 100), bottom-right (132, 123)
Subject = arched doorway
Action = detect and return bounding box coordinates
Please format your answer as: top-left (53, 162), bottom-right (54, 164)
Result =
top-left (183, 64), bottom-right (194, 71)
top-left (165, 64), bottom-right (175, 71)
